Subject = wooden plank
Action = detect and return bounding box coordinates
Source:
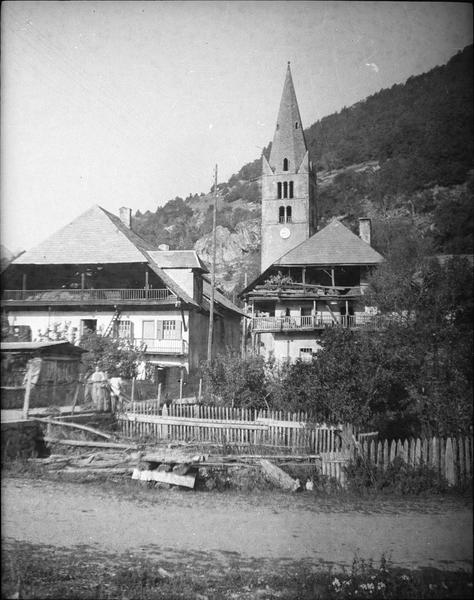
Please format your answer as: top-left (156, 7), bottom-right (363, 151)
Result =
top-left (376, 440), bottom-right (383, 468)
top-left (382, 439), bottom-right (388, 470)
top-left (42, 437), bottom-right (136, 449)
top-left (259, 459), bottom-right (299, 491)
top-left (422, 437), bottom-right (429, 464)
top-left (415, 438), bottom-right (421, 466)
top-left (389, 440), bottom-right (396, 463)
top-left (445, 438), bottom-right (455, 486)
top-left (430, 437), bottom-right (438, 472)
top-left (403, 439), bottom-right (409, 463)
top-left (369, 439), bottom-right (375, 463)
top-left (120, 413), bottom-right (269, 430)
top-left (22, 363), bottom-right (34, 419)
top-left (32, 417), bottom-right (112, 439)
top-left (63, 467), bottom-right (133, 474)
top-left (132, 468), bottom-right (196, 489)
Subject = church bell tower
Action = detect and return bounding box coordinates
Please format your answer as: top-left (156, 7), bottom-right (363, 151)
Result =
top-left (260, 63), bottom-right (317, 271)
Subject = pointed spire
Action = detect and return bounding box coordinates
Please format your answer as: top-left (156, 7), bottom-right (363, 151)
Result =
top-left (269, 63), bottom-right (307, 173)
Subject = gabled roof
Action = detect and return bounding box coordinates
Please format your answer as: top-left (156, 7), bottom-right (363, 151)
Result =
top-left (13, 205), bottom-right (154, 265)
top-left (147, 250), bottom-right (208, 272)
top-left (239, 220), bottom-right (384, 297)
top-left (273, 220), bottom-right (385, 267)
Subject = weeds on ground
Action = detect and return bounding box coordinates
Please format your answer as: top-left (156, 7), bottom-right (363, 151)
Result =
top-left (2, 541), bottom-right (472, 600)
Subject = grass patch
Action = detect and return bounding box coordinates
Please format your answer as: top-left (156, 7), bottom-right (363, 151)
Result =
top-left (2, 540), bottom-right (472, 599)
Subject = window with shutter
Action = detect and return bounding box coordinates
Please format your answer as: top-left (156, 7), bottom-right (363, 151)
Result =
top-left (156, 320), bottom-right (163, 340)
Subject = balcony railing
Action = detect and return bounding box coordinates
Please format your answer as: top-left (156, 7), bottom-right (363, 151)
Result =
top-left (2, 288), bottom-right (177, 304)
top-left (128, 338), bottom-right (188, 355)
top-left (250, 284), bottom-right (365, 299)
top-left (251, 314), bottom-right (384, 332)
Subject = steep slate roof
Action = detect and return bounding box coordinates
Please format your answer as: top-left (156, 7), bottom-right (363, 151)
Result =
top-left (13, 205), bottom-right (154, 265)
top-left (269, 63), bottom-right (308, 173)
top-left (10, 205), bottom-right (200, 307)
top-left (273, 220), bottom-right (385, 267)
top-left (202, 278), bottom-right (245, 317)
top-left (147, 250), bottom-right (208, 272)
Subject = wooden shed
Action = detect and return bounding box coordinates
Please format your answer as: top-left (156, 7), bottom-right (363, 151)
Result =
top-left (1, 341), bottom-right (88, 410)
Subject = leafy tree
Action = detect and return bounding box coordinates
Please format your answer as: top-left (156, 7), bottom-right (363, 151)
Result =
top-left (79, 331), bottom-right (145, 379)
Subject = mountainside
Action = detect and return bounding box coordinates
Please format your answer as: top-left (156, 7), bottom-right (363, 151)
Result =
top-left (132, 45), bottom-right (473, 299)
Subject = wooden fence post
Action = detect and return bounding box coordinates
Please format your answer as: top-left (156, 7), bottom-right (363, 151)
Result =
top-left (157, 383), bottom-right (161, 408)
top-left (414, 438), bottom-right (421, 466)
top-left (445, 437), bottom-right (455, 486)
top-left (131, 377), bottom-right (136, 402)
top-left (464, 437), bottom-right (471, 481)
top-left (430, 437), bottom-right (438, 474)
top-left (162, 403), bottom-right (168, 439)
top-left (22, 362), bottom-right (33, 420)
top-left (71, 379), bottom-right (81, 416)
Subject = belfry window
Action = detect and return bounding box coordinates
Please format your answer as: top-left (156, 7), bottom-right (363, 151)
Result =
top-left (295, 122), bottom-right (299, 129)
top-left (277, 182), bottom-right (282, 199)
top-left (283, 181), bottom-right (288, 198)
top-left (279, 206), bottom-right (292, 224)
top-left (289, 181), bottom-right (294, 198)
top-left (283, 158), bottom-right (289, 171)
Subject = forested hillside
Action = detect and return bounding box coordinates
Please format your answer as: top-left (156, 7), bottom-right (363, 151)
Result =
top-left (132, 45), bottom-right (473, 298)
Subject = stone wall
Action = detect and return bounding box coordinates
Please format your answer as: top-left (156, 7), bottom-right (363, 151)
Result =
top-left (1, 421), bottom-right (42, 462)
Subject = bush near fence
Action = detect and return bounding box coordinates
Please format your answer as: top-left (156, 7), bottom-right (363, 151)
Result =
top-left (322, 435), bottom-right (473, 491)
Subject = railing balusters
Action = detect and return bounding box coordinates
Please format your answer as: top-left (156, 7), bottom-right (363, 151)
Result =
top-left (3, 287), bottom-right (177, 303)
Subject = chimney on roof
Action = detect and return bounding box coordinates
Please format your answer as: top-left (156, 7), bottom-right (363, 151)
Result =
top-left (158, 244), bottom-right (170, 251)
top-left (119, 207), bottom-right (132, 229)
top-left (358, 218), bottom-right (372, 246)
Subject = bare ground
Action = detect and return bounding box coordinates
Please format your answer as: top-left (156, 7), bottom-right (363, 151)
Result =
top-left (2, 477), bottom-right (472, 573)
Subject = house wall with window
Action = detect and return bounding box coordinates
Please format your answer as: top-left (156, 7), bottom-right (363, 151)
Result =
top-left (257, 331), bottom-right (322, 363)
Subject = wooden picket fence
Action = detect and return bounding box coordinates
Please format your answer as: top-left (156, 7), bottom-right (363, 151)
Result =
top-left (320, 435), bottom-right (473, 488)
top-left (117, 401), bottom-right (348, 453)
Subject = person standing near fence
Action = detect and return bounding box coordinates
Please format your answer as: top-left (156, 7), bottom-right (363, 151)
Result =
top-left (109, 372), bottom-right (123, 413)
top-left (90, 365), bottom-right (111, 412)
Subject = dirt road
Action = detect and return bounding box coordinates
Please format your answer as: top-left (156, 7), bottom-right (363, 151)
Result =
top-left (2, 478), bottom-right (472, 571)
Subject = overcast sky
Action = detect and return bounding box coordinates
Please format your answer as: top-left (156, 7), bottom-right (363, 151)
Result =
top-left (1, 1), bottom-right (472, 253)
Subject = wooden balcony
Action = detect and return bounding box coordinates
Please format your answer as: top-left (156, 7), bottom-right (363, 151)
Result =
top-left (247, 283), bottom-right (365, 301)
top-left (2, 288), bottom-right (178, 306)
top-left (130, 338), bottom-right (188, 355)
top-left (251, 314), bottom-right (383, 332)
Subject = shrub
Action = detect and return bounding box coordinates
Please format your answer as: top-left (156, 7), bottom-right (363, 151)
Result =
top-left (201, 350), bottom-right (268, 409)
top-left (344, 456), bottom-right (449, 495)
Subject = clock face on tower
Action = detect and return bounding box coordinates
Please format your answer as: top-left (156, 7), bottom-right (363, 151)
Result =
top-left (280, 227), bottom-right (291, 239)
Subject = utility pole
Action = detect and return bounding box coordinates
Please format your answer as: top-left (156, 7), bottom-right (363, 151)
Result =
top-left (207, 164), bottom-right (218, 362)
